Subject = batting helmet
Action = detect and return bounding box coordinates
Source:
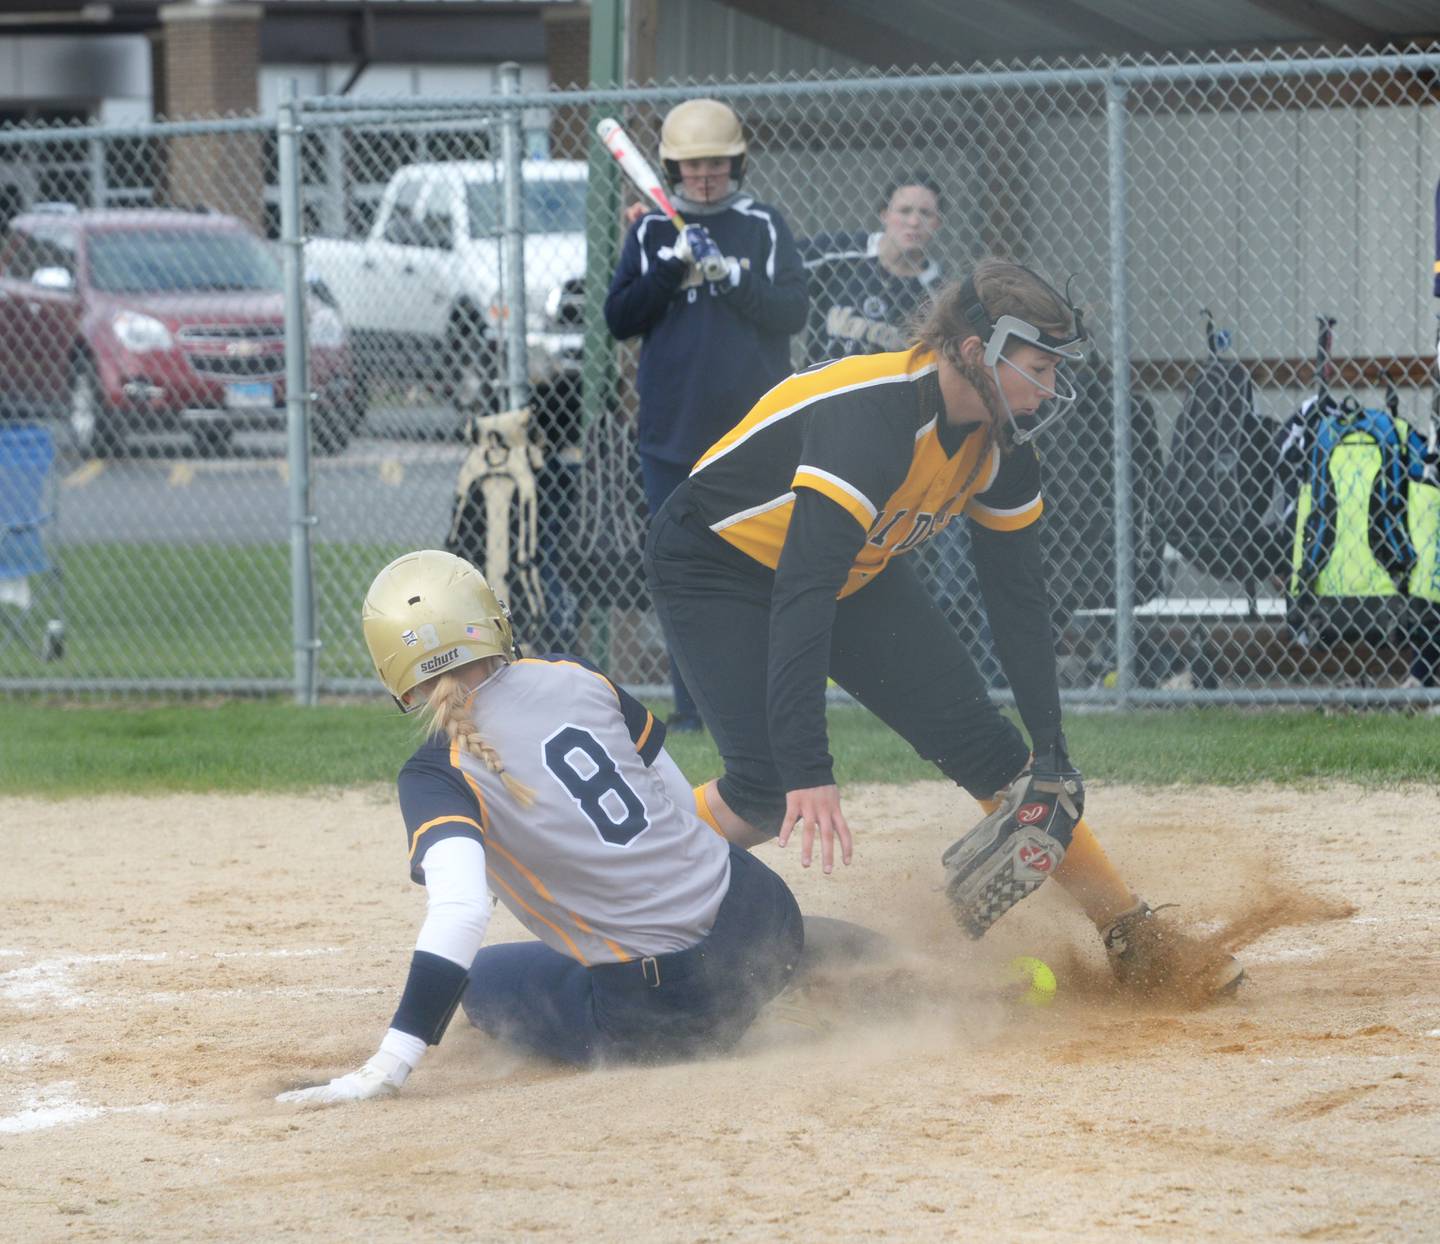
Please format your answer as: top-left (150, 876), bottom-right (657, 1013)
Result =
top-left (362, 549), bottom-right (515, 711)
top-left (659, 98), bottom-right (746, 187)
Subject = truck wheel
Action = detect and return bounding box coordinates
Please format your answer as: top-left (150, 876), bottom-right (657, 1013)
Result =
top-left (69, 356), bottom-right (122, 458)
top-left (192, 425), bottom-right (234, 458)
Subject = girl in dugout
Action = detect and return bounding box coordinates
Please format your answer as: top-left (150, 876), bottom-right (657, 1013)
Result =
top-left (643, 258), bottom-right (1243, 1000)
top-left (279, 550), bottom-right (803, 1104)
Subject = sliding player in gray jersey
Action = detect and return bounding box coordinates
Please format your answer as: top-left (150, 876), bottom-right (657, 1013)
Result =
top-left (279, 550), bottom-right (803, 1104)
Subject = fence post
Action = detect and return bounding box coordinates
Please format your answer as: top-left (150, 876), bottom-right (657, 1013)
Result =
top-left (87, 135), bottom-right (107, 208)
top-left (498, 62), bottom-right (531, 414)
top-left (278, 80), bottom-right (319, 706)
top-left (1106, 73), bottom-right (1135, 706)
top-left (580, 0), bottom-right (623, 436)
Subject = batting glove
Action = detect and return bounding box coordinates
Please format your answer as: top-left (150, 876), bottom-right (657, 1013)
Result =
top-left (276, 1055), bottom-right (408, 1106)
top-left (676, 225), bottom-right (731, 283)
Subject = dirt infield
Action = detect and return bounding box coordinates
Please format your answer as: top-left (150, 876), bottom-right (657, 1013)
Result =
top-left (3, 782), bottom-right (1437, 1242)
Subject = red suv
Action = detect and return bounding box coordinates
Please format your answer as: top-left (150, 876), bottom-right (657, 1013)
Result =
top-left (0, 207), bottom-right (355, 457)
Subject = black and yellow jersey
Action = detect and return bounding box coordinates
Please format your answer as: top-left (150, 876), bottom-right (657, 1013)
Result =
top-left (687, 348), bottom-right (1043, 597)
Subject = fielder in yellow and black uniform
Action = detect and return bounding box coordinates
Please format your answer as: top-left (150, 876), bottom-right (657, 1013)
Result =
top-left (649, 344), bottom-right (1048, 818)
top-left (645, 259), bottom-right (1246, 998)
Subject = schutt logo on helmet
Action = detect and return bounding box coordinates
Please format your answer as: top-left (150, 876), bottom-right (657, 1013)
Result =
top-left (419, 648), bottom-right (463, 676)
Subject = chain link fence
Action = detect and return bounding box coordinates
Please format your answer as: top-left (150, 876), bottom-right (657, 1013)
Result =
top-left (1, 46), bottom-right (1438, 708)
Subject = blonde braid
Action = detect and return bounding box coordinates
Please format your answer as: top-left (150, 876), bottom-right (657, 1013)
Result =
top-left (420, 669), bottom-right (536, 808)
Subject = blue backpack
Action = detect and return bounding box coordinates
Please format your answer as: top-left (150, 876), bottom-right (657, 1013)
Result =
top-left (1287, 395), bottom-right (1424, 598)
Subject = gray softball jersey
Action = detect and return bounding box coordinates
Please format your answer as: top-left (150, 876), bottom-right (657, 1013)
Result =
top-left (396, 656), bottom-right (731, 965)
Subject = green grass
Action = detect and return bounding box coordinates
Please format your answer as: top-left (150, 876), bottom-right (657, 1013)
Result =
top-left (1, 701), bottom-right (1435, 798)
top-left (0, 541), bottom-right (405, 682)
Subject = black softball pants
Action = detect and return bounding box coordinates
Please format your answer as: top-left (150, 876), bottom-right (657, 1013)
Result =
top-left (644, 483), bottom-right (1030, 833)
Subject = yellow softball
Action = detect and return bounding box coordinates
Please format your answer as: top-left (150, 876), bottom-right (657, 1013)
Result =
top-left (1008, 955), bottom-right (1057, 1006)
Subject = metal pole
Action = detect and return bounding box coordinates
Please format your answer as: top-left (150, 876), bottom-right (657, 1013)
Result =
top-left (278, 80), bottom-right (319, 706)
top-left (498, 62), bottom-right (530, 413)
top-left (87, 135), bottom-right (107, 209)
top-left (580, 0), bottom-right (624, 436)
top-left (1106, 75), bottom-right (1135, 706)
top-left (320, 127), bottom-right (346, 240)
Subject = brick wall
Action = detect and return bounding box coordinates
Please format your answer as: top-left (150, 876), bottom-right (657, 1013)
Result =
top-left (544, 6), bottom-right (591, 158)
top-left (159, 3), bottom-right (264, 230)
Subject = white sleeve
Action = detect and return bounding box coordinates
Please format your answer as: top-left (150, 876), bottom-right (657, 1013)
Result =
top-left (653, 748), bottom-right (698, 814)
top-left (358, 836), bottom-right (493, 1087)
top-left (415, 835), bottom-right (493, 968)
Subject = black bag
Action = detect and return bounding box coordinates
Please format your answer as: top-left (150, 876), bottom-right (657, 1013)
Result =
top-left (1160, 343), bottom-right (1286, 584)
top-left (1040, 363), bottom-right (1166, 613)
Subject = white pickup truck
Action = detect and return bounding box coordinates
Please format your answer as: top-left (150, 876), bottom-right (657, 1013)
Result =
top-left (305, 159), bottom-right (586, 417)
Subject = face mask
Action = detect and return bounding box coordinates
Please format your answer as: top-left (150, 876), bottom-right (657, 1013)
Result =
top-left (957, 272), bottom-right (1088, 447)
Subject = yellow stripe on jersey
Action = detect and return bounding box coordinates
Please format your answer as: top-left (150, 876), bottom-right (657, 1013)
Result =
top-left (692, 349), bottom-right (935, 475)
top-left (515, 656), bottom-right (619, 701)
top-left (560, 907), bottom-right (633, 964)
top-left (488, 871), bottom-right (591, 966)
top-left (634, 711), bottom-right (655, 755)
top-left (407, 814), bottom-right (484, 864)
top-left (450, 739), bottom-right (491, 831)
top-left (792, 466), bottom-right (876, 529)
top-left (710, 491), bottom-right (796, 567)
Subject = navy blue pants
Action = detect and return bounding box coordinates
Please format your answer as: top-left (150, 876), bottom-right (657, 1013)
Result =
top-left (639, 453), bottom-right (699, 721)
top-left (461, 846), bottom-right (803, 1066)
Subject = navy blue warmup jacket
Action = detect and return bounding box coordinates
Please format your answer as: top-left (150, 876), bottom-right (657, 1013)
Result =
top-left (604, 197), bottom-right (807, 467)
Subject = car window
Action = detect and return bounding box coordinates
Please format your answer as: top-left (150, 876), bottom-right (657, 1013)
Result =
top-left (413, 182), bottom-right (457, 250)
top-left (3, 231), bottom-right (74, 282)
top-left (383, 179), bottom-right (425, 246)
top-left (466, 178), bottom-right (586, 239)
top-left (88, 229), bottom-right (281, 293)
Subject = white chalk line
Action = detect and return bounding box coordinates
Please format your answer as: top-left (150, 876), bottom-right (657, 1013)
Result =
top-left (0, 946), bottom-right (356, 1010)
top-left (0, 1082), bottom-right (170, 1136)
top-left (137, 986), bottom-right (386, 1004)
top-left (1, 945), bottom-right (391, 1136)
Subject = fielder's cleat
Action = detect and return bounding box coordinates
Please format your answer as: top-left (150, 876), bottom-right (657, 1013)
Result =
top-left (942, 780), bottom-right (1067, 939)
top-left (1101, 901), bottom-right (1246, 1001)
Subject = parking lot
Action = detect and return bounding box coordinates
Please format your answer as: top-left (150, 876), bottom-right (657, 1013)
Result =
top-left (46, 403), bottom-right (467, 548)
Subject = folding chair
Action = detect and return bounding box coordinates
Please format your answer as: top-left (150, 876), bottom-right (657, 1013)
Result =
top-left (0, 423), bottom-right (65, 662)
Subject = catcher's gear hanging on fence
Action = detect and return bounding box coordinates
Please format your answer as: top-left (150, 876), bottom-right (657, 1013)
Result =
top-left (942, 745), bottom-right (1085, 938)
top-left (446, 407), bottom-right (546, 645)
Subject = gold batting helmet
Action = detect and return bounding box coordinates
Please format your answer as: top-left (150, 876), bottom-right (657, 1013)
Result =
top-left (362, 549), bottom-right (515, 711)
top-left (659, 98), bottom-right (747, 185)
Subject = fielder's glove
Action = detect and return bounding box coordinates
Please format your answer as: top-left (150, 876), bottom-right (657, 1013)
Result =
top-left (276, 1056), bottom-right (406, 1107)
top-left (941, 745), bottom-right (1085, 939)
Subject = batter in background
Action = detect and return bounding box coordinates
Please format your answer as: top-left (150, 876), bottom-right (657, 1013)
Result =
top-left (277, 551), bottom-right (804, 1103)
top-left (801, 175), bottom-right (946, 367)
top-left (605, 99), bottom-right (808, 732)
top-left (645, 259), bottom-right (1245, 1002)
